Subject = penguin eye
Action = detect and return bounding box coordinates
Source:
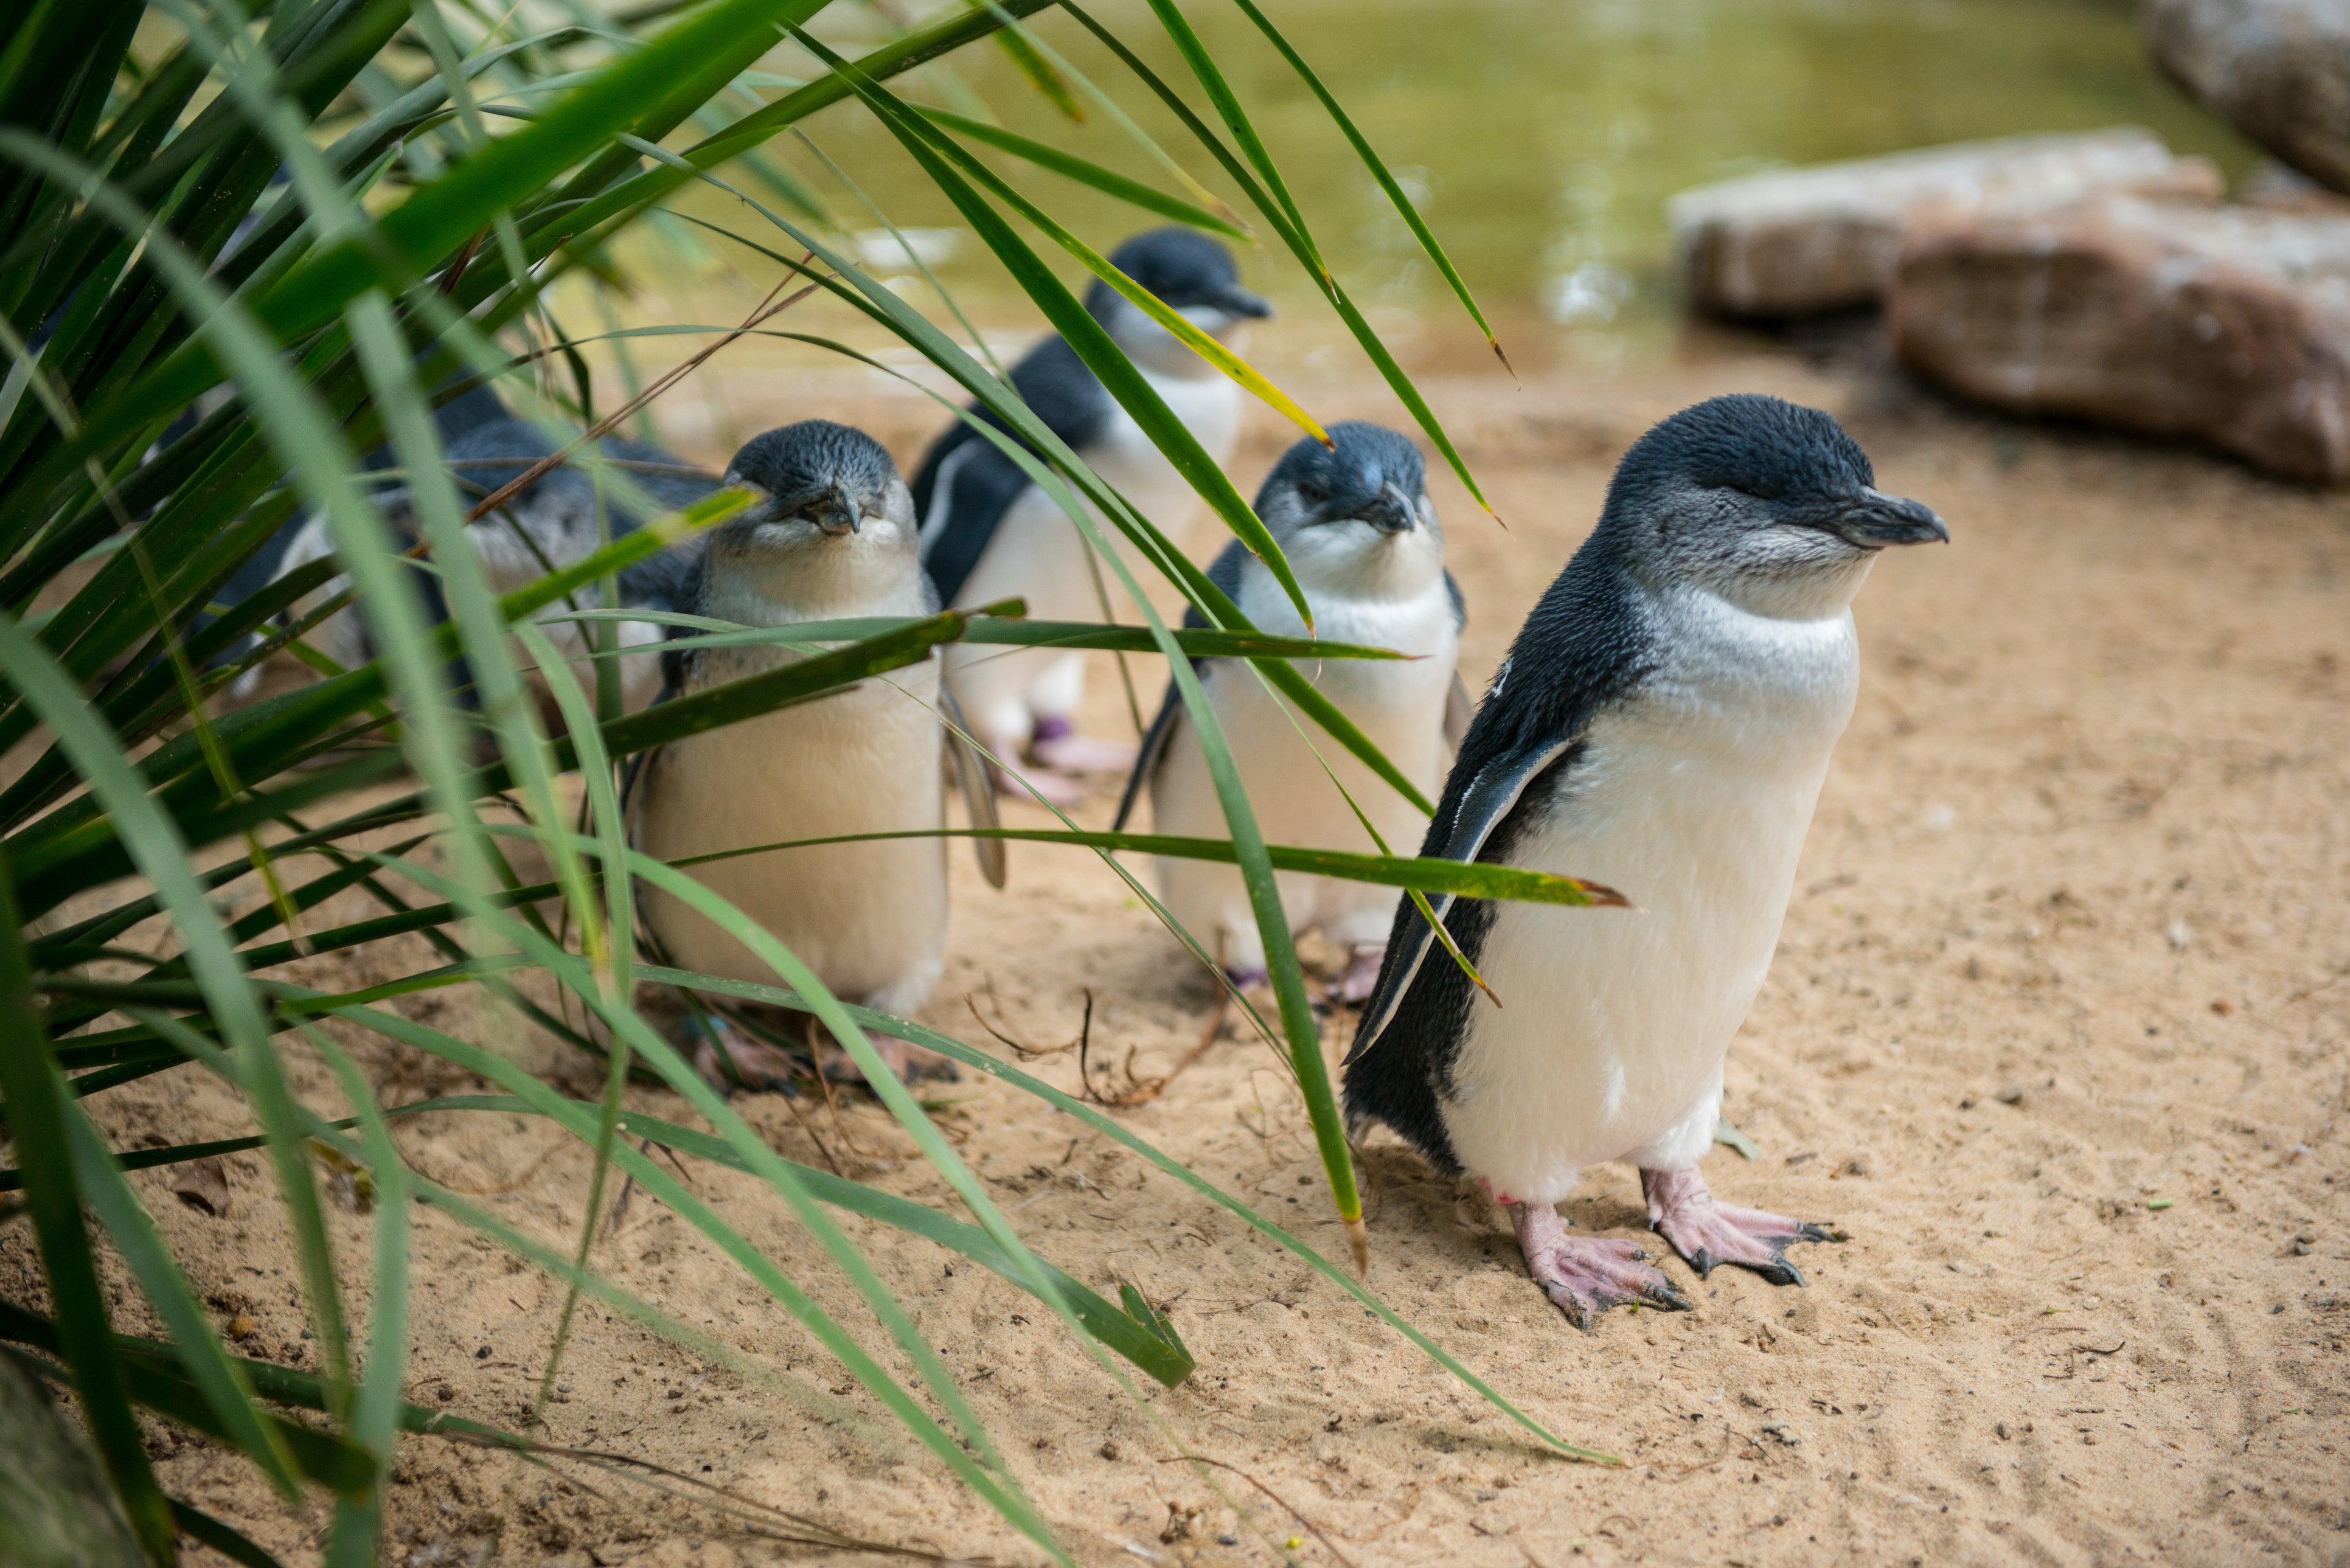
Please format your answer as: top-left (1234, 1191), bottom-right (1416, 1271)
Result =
top-left (1294, 479), bottom-right (1329, 505)
top-left (1723, 479), bottom-right (1781, 502)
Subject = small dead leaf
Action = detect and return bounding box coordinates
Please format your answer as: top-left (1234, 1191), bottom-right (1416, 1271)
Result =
top-left (1161, 1502), bottom-right (1201, 1544)
top-left (171, 1156), bottom-right (231, 1217)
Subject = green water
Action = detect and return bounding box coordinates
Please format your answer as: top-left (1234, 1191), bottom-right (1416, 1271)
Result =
top-left (684, 0), bottom-right (2259, 373)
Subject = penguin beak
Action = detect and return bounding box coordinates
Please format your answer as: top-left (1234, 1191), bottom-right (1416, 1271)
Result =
top-left (811, 482), bottom-right (860, 536)
top-left (1355, 482), bottom-right (1419, 535)
top-left (1212, 282), bottom-right (1273, 320)
top-left (1818, 488), bottom-right (1948, 549)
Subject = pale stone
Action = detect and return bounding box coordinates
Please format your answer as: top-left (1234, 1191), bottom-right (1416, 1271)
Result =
top-left (1670, 129), bottom-right (2222, 317)
top-left (2147, 0), bottom-right (2350, 196)
top-left (1891, 195), bottom-right (2350, 482)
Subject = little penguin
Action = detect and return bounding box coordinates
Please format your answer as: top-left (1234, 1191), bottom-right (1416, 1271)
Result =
top-left (266, 415), bottom-right (723, 713)
top-left (630, 419), bottom-right (1002, 1090)
top-left (1113, 422), bottom-right (1470, 1001)
top-left (1341, 395), bottom-right (1947, 1329)
top-left (910, 226), bottom-right (1271, 803)
top-left (214, 379), bottom-right (509, 702)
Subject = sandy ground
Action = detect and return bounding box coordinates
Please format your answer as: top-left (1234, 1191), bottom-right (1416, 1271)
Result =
top-left (10, 337), bottom-right (2349, 1567)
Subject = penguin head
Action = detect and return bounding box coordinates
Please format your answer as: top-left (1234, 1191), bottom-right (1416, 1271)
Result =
top-left (1254, 421), bottom-right (1443, 591)
top-left (1087, 227), bottom-right (1271, 372)
top-left (1598, 394), bottom-right (1946, 616)
top-left (715, 420), bottom-right (917, 578)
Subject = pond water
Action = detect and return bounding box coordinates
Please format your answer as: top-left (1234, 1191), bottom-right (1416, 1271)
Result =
top-left (668, 0), bottom-right (2259, 376)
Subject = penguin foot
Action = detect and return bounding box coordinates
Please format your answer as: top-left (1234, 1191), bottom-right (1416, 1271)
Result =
top-left (690, 1017), bottom-right (803, 1097)
top-left (1511, 1200), bottom-right (1692, 1331)
top-left (818, 1033), bottom-right (961, 1088)
top-left (1335, 945), bottom-right (1385, 1005)
top-left (989, 758), bottom-right (1091, 807)
top-left (1639, 1166), bottom-right (1835, 1287)
top-left (1028, 717), bottom-right (1138, 775)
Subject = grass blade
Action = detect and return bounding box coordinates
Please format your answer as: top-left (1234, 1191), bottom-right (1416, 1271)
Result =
top-left (603, 971), bottom-right (1617, 1465)
top-left (0, 850), bottom-right (178, 1564)
top-left (58, 1100), bottom-right (305, 1499)
top-left (916, 105), bottom-right (1246, 238)
top-left (793, 30), bottom-right (1318, 628)
top-left (1223, 0), bottom-right (1510, 372)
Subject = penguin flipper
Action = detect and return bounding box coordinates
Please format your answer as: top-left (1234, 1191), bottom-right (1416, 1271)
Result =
top-left (1343, 733), bottom-right (1577, 1067)
top-left (1111, 678), bottom-right (1185, 833)
top-left (939, 684), bottom-right (1008, 889)
top-left (917, 335), bottom-right (1113, 608)
top-left (919, 436), bottom-right (1033, 609)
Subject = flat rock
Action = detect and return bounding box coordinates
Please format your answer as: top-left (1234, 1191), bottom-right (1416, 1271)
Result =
top-left (2147, 0), bottom-right (2350, 195)
top-left (1891, 195), bottom-right (2350, 482)
top-left (1670, 129), bottom-right (2220, 317)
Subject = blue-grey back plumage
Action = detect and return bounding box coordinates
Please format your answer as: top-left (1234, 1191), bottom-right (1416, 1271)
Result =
top-left (447, 417), bottom-right (723, 614)
top-left (209, 379), bottom-right (511, 639)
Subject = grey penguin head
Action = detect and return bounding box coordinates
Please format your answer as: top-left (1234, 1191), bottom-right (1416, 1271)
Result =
top-left (1599, 394), bottom-right (1946, 612)
top-left (1254, 421), bottom-right (1444, 588)
top-left (1086, 227), bottom-right (1271, 351)
top-left (717, 419), bottom-right (916, 561)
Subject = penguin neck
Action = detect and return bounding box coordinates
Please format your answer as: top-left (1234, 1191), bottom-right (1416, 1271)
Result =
top-left (1276, 524), bottom-right (1448, 616)
top-left (1095, 297), bottom-right (1237, 383)
top-left (1632, 550), bottom-right (1877, 625)
top-left (704, 538), bottom-right (925, 624)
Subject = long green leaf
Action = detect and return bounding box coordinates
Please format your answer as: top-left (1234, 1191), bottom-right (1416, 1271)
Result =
top-left (1063, 0), bottom-right (1498, 521)
top-left (0, 849), bottom-right (177, 1564)
top-left (620, 970), bottom-right (1616, 1465)
top-left (792, 30), bottom-right (1318, 629)
top-left (325, 858), bottom-right (1070, 1561)
top-left (1224, 0), bottom-right (1508, 369)
top-left (916, 105), bottom-right (1246, 238)
top-left (0, 588), bottom-right (351, 1414)
top-left (59, 1101), bottom-right (305, 1498)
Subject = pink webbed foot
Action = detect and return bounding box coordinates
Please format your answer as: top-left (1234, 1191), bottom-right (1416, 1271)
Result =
top-left (690, 1016), bottom-right (801, 1096)
top-left (819, 1032), bottom-right (961, 1088)
top-left (1028, 715), bottom-right (1138, 775)
top-left (987, 757), bottom-right (1090, 808)
top-left (1335, 944), bottom-right (1385, 1005)
top-left (1640, 1167), bottom-right (1836, 1286)
top-left (1511, 1200), bottom-right (1691, 1331)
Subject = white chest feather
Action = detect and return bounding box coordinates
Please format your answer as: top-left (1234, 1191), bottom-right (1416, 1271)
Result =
top-left (1169, 561), bottom-right (1456, 847)
top-left (1152, 544), bottom-right (1458, 953)
top-left (633, 566), bottom-right (948, 1005)
top-left (1441, 591), bottom-right (1860, 1202)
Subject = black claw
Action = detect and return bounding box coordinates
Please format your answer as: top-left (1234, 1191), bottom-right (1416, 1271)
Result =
top-left (1795, 1221), bottom-right (1839, 1244)
top-left (1691, 1247), bottom-right (1716, 1280)
top-left (1648, 1283), bottom-right (1695, 1313)
top-left (1629, 1247), bottom-right (1652, 1261)
top-left (1546, 1289), bottom-right (1599, 1333)
top-left (1754, 1254), bottom-right (1806, 1288)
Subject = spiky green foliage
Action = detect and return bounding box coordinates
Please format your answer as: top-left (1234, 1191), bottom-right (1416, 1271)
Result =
top-left (0, 1), bottom-right (1613, 1558)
